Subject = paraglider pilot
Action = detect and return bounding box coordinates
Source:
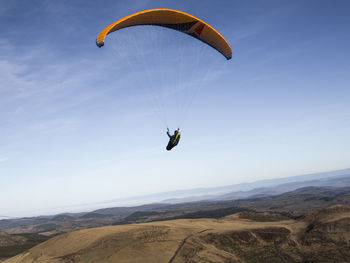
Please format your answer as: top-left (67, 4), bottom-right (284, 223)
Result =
top-left (166, 128), bottom-right (181, 151)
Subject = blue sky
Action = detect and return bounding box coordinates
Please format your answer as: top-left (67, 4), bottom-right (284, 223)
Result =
top-left (0, 0), bottom-right (349, 217)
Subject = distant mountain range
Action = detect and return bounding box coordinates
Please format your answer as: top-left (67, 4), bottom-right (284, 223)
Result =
top-left (1, 168), bottom-right (350, 236)
top-left (160, 168), bottom-right (350, 204)
top-left (2, 168), bottom-right (348, 220)
top-left (1, 185), bottom-right (350, 235)
top-left (46, 168), bottom-right (350, 211)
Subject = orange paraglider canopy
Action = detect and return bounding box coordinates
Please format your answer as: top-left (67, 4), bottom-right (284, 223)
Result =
top-left (96, 8), bottom-right (232, 60)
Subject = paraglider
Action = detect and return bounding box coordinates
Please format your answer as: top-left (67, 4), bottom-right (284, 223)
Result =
top-left (96, 8), bottom-right (232, 151)
top-left (96, 8), bottom-right (232, 59)
top-left (166, 128), bottom-right (181, 151)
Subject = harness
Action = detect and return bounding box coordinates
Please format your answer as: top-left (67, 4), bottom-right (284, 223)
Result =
top-left (173, 132), bottom-right (181, 145)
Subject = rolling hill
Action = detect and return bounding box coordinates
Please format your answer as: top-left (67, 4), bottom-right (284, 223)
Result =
top-left (4, 205), bottom-right (350, 263)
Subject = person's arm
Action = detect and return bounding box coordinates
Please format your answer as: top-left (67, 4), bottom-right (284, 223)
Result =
top-left (167, 128), bottom-right (171, 138)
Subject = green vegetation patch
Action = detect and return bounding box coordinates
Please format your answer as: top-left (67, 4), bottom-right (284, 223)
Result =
top-left (0, 244), bottom-right (35, 258)
top-left (239, 212), bottom-right (290, 222)
top-left (0, 233), bottom-right (50, 259)
top-left (173, 207), bottom-right (252, 220)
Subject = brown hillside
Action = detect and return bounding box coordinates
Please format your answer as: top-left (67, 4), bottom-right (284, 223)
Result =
top-left (4, 207), bottom-right (350, 263)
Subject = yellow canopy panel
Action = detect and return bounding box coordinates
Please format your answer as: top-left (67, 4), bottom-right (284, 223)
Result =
top-left (96, 8), bottom-right (232, 60)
